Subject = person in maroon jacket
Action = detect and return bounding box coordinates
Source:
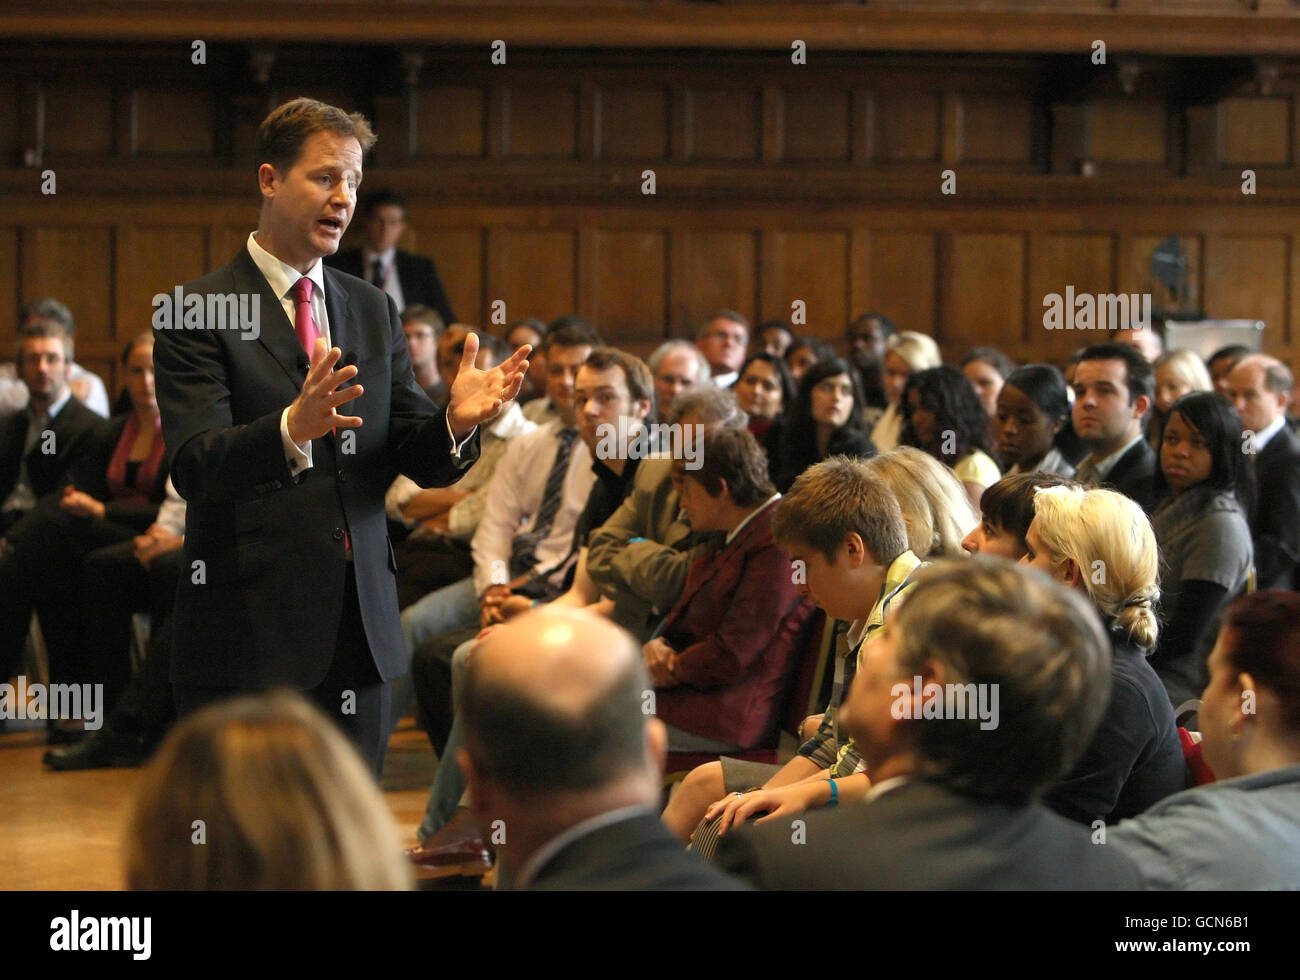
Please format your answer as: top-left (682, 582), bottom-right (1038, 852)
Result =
top-left (645, 427), bottom-right (815, 752)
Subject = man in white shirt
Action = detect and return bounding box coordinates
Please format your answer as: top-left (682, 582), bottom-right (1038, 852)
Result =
top-left (695, 311), bottom-right (749, 390)
top-left (6, 298), bottom-right (112, 418)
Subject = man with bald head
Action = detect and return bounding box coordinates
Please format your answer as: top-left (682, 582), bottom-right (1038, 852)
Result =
top-left (456, 608), bottom-right (745, 890)
top-left (1227, 354), bottom-right (1300, 590)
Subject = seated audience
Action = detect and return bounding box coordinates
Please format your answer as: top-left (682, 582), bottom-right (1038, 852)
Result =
top-left (0, 333), bottom-right (168, 733)
top-left (1071, 342), bottom-right (1159, 513)
top-left (125, 691), bottom-right (410, 890)
top-left (871, 330), bottom-right (941, 452)
top-left (961, 472), bottom-right (1077, 561)
top-left (522, 315), bottom-right (599, 425)
top-left (732, 352), bottom-right (794, 447)
top-left (753, 319), bottom-right (794, 359)
top-left (647, 339), bottom-right (711, 424)
top-left (845, 311), bottom-right (896, 414)
top-left (717, 559), bottom-right (1141, 889)
top-left (587, 387), bottom-right (746, 641)
top-left (900, 365), bottom-right (1001, 509)
top-left (1149, 349), bottom-right (1212, 452)
top-left (960, 346), bottom-right (1015, 419)
top-left (19, 298), bottom-right (111, 417)
top-left (400, 304), bottom-right (447, 405)
top-left (505, 317), bottom-right (548, 405)
top-left (1149, 392), bottom-right (1254, 707)
top-left (457, 607), bottom-right (745, 890)
top-left (1207, 343), bottom-right (1251, 400)
top-left (661, 457), bottom-right (919, 843)
top-left (695, 310), bottom-right (749, 389)
top-left (863, 447), bottom-right (979, 560)
top-left (647, 427), bottom-right (814, 752)
top-left (995, 364), bottom-right (1078, 478)
top-left (771, 357), bottom-right (875, 492)
top-left (1109, 591), bottom-right (1300, 889)
top-left (1227, 354), bottom-right (1300, 591)
top-left (1, 320), bottom-right (107, 536)
top-left (1023, 485), bottom-right (1187, 823)
top-left (783, 335), bottom-right (834, 384)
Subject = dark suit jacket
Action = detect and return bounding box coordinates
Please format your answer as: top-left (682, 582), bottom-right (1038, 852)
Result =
top-left (654, 498), bottom-right (816, 748)
top-left (1251, 423), bottom-right (1300, 590)
top-left (527, 811), bottom-right (748, 891)
top-left (718, 778), bottom-right (1142, 890)
top-left (1098, 437), bottom-right (1159, 514)
top-left (0, 396), bottom-right (106, 510)
top-left (153, 247), bottom-right (478, 689)
top-left (325, 248), bottom-right (456, 326)
top-left (69, 412), bottom-right (171, 534)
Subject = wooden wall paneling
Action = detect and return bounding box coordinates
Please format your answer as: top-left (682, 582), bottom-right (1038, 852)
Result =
top-left (677, 229), bottom-right (758, 330)
top-left (1087, 99), bottom-right (1168, 165)
top-left (1289, 233), bottom-right (1300, 352)
top-left (764, 230), bottom-right (850, 340)
top-left (0, 227), bottom-right (17, 341)
top-left (849, 228), bottom-right (871, 325)
top-left (851, 88), bottom-right (873, 163)
top-left (592, 229), bottom-right (668, 343)
top-left (505, 84), bottom-right (578, 158)
top-left (784, 87), bottom-right (850, 162)
top-left (1203, 234), bottom-right (1289, 347)
top-left (578, 81), bottom-right (598, 162)
top-left (598, 86), bottom-right (669, 161)
top-left (1218, 96), bottom-right (1291, 166)
top-left (866, 231), bottom-right (938, 338)
top-left (414, 87), bottom-right (485, 158)
top-left (209, 226), bottom-right (250, 267)
top-left (487, 84), bottom-right (508, 159)
top-left (134, 89), bottom-right (215, 157)
top-left (1124, 234), bottom-right (1202, 315)
top-left (0, 81), bottom-right (17, 165)
top-left (1027, 231), bottom-right (1116, 361)
top-left (942, 231), bottom-right (1027, 354)
top-left (491, 228), bottom-right (578, 324)
top-left (116, 225), bottom-right (209, 340)
top-left (44, 82), bottom-right (113, 158)
top-left (688, 87), bottom-right (761, 161)
top-left (22, 226), bottom-right (114, 343)
top-left (959, 93), bottom-right (1035, 165)
top-left (874, 89), bottom-right (941, 163)
top-left (416, 228), bottom-right (485, 328)
top-left (761, 85), bottom-right (783, 164)
top-left (941, 90), bottom-right (961, 165)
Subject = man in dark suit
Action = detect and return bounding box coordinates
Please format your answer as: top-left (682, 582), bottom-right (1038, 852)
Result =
top-left (457, 606), bottom-right (745, 890)
top-left (0, 322), bottom-right (106, 537)
top-left (152, 98), bottom-right (528, 776)
top-left (324, 188), bottom-right (456, 327)
top-left (1229, 354), bottom-right (1300, 591)
top-left (718, 558), bottom-right (1141, 889)
top-left (1071, 342), bottom-right (1158, 512)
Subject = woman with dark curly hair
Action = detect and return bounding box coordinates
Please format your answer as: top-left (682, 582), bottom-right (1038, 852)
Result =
top-left (901, 365), bottom-right (1001, 510)
top-left (771, 357), bottom-right (875, 492)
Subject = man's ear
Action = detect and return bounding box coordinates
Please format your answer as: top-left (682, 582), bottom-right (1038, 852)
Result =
top-left (1132, 393), bottom-right (1152, 421)
top-left (645, 717), bottom-right (668, 778)
top-left (634, 398), bottom-right (652, 422)
top-left (257, 163), bottom-right (278, 200)
top-left (842, 532), bottom-right (870, 571)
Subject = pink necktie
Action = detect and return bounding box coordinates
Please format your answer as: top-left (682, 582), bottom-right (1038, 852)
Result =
top-left (291, 277), bottom-right (321, 358)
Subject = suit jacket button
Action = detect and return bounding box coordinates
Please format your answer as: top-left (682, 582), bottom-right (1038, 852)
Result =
top-left (338, 471), bottom-right (347, 483)
top-left (333, 528), bottom-right (344, 541)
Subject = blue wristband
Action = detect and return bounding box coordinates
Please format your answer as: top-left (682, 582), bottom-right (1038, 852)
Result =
top-left (826, 778), bottom-right (839, 806)
top-left (627, 537), bottom-right (647, 544)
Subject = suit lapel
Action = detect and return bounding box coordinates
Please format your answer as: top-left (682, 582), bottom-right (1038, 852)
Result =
top-left (322, 265), bottom-right (357, 359)
top-left (230, 248), bottom-right (309, 392)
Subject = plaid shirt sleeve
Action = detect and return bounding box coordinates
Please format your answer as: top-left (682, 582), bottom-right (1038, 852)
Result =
top-left (797, 709), bottom-right (840, 769)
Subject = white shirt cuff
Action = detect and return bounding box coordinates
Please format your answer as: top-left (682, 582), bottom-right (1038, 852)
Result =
top-left (446, 412), bottom-right (477, 461)
top-left (281, 407), bottom-right (313, 475)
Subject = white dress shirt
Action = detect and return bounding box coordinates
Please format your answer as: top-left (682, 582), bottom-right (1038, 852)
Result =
top-left (2, 387), bottom-right (73, 513)
top-left (471, 419), bottom-right (596, 595)
top-left (362, 246), bottom-right (405, 313)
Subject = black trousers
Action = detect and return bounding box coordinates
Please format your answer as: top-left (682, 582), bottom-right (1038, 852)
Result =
top-left (173, 566), bottom-right (392, 780)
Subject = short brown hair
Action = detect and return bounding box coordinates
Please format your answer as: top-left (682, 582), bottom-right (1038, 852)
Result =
top-left (256, 97), bottom-right (377, 173)
top-left (17, 319), bottom-right (72, 364)
top-left (677, 427), bottom-right (773, 508)
top-left (772, 456), bottom-right (908, 566)
top-left (979, 472), bottom-right (1079, 551)
top-left (583, 347), bottom-right (654, 405)
top-left (1221, 591), bottom-right (1300, 735)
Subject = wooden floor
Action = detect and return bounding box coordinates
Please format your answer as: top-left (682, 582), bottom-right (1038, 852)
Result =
top-left (0, 718), bottom-right (438, 891)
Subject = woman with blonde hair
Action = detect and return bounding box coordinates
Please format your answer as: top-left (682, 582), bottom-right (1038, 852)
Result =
top-left (1022, 485), bottom-right (1186, 824)
top-left (1150, 349), bottom-right (1213, 451)
top-left (864, 446), bottom-right (978, 559)
top-left (870, 331), bottom-right (941, 452)
top-left (125, 691), bottom-right (411, 890)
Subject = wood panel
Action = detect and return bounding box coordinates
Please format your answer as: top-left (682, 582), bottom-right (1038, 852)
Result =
top-left (0, 227), bottom-right (17, 342)
top-left (943, 232), bottom-right (1026, 352)
top-left (599, 87), bottom-right (669, 160)
top-left (689, 88), bottom-right (761, 162)
top-left (44, 82), bottom-right (112, 157)
top-left (116, 226), bottom-right (209, 338)
top-left (1204, 234), bottom-right (1289, 342)
top-left (1027, 232), bottom-right (1115, 359)
top-left (765, 231), bottom-right (850, 338)
top-left (1124, 234), bottom-right (1201, 314)
top-left (592, 230), bottom-right (667, 339)
top-left (415, 229), bottom-right (483, 327)
top-left (676, 230), bottom-right (758, 331)
top-left (22, 226), bottom-right (114, 342)
top-left (959, 93), bottom-right (1034, 164)
top-left (505, 86), bottom-right (577, 158)
top-left (783, 89), bottom-right (851, 162)
top-left (1089, 100), bottom-right (1167, 165)
top-left (490, 229), bottom-right (577, 324)
top-left (874, 90), bottom-right (941, 162)
top-left (135, 90), bottom-right (213, 157)
top-left (1219, 97), bottom-right (1292, 166)
top-left (865, 231), bottom-right (938, 337)
top-left (415, 87), bottom-right (485, 158)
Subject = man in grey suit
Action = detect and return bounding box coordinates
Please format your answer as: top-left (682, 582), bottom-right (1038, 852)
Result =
top-left (457, 607), bottom-right (745, 890)
top-left (718, 558), bottom-right (1142, 890)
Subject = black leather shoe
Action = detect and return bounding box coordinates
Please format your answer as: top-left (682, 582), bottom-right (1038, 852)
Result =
top-left (43, 728), bottom-right (148, 770)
